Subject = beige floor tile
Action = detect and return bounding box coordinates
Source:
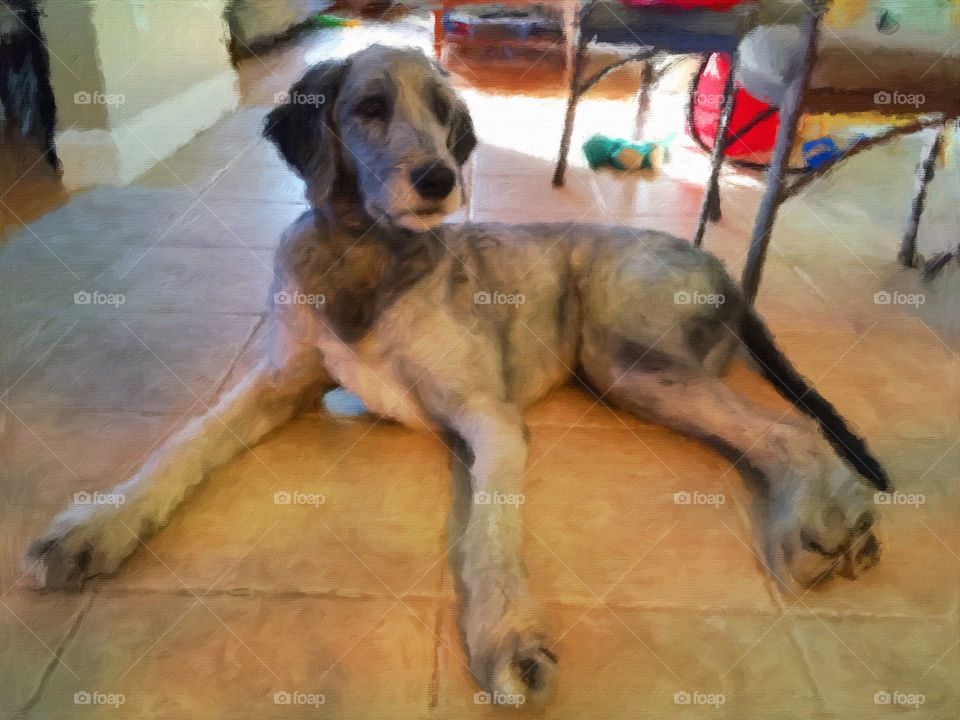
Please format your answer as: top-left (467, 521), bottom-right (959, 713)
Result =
top-left (515, 426), bottom-right (775, 611)
top-left (31, 594), bottom-right (437, 719)
top-left (433, 604), bottom-right (819, 719)
top-left (201, 164), bottom-right (308, 204)
top-left (102, 246), bottom-right (274, 315)
top-left (5, 314), bottom-right (259, 416)
top-left (1, 408), bottom-right (187, 593)
top-left (469, 159), bottom-right (603, 224)
top-left (0, 589), bottom-right (90, 717)
top-left (0, 187), bottom-right (191, 311)
top-left (136, 111), bottom-right (280, 189)
top-left (161, 199), bottom-right (307, 249)
top-left (114, 416), bottom-right (448, 598)
top-left (792, 615), bottom-right (960, 718)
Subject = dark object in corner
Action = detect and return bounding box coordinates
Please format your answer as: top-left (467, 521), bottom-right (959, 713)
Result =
top-left (0, 0), bottom-right (59, 169)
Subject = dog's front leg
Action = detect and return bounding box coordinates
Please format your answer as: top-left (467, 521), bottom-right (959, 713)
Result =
top-left (445, 404), bottom-right (556, 706)
top-left (23, 319), bottom-right (330, 589)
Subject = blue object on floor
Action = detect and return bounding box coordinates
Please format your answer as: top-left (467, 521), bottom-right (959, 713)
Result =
top-left (323, 388), bottom-right (368, 417)
top-left (802, 137), bottom-right (842, 170)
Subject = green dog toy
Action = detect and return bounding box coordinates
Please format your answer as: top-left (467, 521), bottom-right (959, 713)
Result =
top-left (583, 134), bottom-right (672, 172)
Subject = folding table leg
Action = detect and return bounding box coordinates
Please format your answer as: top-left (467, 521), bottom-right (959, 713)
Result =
top-left (693, 60), bottom-right (737, 247)
top-left (633, 59), bottom-right (655, 141)
top-left (899, 124), bottom-right (945, 268)
top-left (741, 3), bottom-right (824, 303)
top-left (552, 1), bottom-right (587, 187)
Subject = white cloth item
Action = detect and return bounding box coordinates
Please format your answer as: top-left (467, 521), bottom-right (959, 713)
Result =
top-left (735, 24), bottom-right (804, 106)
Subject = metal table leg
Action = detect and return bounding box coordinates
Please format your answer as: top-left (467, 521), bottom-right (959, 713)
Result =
top-left (552, 2), bottom-right (589, 188)
top-left (741, 1), bottom-right (825, 303)
top-left (899, 123), bottom-right (945, 267)
top-left (693, 59), bottom-right (737, 247)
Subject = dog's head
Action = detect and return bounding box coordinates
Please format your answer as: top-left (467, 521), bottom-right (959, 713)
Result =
top-left (264, 45), bottom-right (476, 231)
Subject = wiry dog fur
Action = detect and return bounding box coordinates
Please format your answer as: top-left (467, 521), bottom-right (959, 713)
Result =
top-left (24, 45), bottom-right (889, 704)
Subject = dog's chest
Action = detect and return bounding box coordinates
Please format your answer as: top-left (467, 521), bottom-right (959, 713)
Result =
top-left (311, 318), bottom-right (429, 428)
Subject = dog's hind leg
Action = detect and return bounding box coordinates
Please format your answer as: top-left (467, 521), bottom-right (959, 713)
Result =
top-left (23, 318), bottom-right (330, 589)
top-left (583, 357), bottom-right (882, 592)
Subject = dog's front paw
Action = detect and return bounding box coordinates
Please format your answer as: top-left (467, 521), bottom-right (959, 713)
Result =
top-left (464, 593), bottom-right (558, 706)
top-left (23, 507), bottom-right (139, 590)
top-left (763, 452), bottom-right (882, 590)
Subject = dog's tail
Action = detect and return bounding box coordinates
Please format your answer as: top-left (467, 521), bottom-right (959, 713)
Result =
top-left (739, 310), bottom-right (891, 491)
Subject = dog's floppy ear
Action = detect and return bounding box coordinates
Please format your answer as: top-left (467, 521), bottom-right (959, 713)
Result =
top-left (448, 98), bottom-right (477, 166)
top-left (264, 59), bottom-right (349, 204)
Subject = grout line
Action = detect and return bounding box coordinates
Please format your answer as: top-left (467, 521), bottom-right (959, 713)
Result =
top-left (428, 507), bottom-right (451, 712)
top-left (88, 581), bottom-right (949, 620)
top-left (90, 586), bottom-right (447, 602)
top-left (209, 314), bottom-right (268, 400)
top-left (427, 594), bottom-right (445, 712)
top-left (14, 591), bottom-right (96, 719)
top-left (785, 618), bottom-right (832, 714)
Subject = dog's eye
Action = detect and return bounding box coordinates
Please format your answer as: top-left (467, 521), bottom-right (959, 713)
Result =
top-left (432, 93), bottom-right (451, 124)
top-left (355, 95), bottom-right (390, 121)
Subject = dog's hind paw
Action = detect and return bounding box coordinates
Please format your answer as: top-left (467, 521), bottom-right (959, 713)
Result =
top-left (763, 451), bottom-right (883, 590)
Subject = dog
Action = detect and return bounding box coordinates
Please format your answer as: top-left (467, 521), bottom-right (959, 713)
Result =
top-left (24, 45), bottom-right (890, 704)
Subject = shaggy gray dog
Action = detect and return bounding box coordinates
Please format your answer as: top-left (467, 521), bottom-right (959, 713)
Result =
top-left (26, 45), bottom-right (888, 704)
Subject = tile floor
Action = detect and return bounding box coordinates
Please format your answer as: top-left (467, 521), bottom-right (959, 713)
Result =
top-left (2, 16), bottom-right (958, 720)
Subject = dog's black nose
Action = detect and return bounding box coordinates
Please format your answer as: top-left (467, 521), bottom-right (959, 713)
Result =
top-left (411, 163), bottom-right (456, 200)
